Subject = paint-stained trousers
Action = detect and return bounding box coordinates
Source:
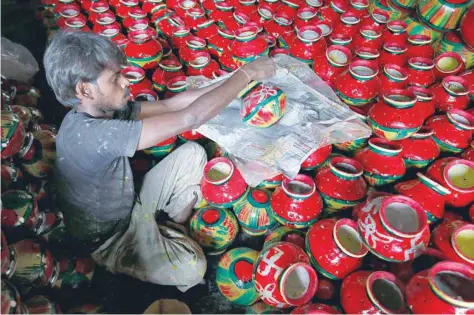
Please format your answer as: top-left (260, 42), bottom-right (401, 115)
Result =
top-left (91, 142), bottom-right (208, 292)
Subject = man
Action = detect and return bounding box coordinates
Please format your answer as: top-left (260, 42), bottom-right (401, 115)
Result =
top-left (44, 30), bottom-right (276, 292)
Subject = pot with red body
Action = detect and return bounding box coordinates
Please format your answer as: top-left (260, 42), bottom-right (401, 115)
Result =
top-left (179, 36), bottom-right (208, 65)
top-left (123, 7), bottom-right (148, 30)
top-left (462, 141), bottom-right (474, 162)
top-left (292, 303), bottom-right (338, 314)
top-left (277, 0), bottom-right (300, 18)
top-left (1, 189), bottom-right (44, 234)
top-left (152, 59), bottom-right (185, 93)
top-left (210, 1), bottom-right (234, 28)
top-left (98, 24), bottom-right (129, 50)
top-left (186, 51), bottom-right (220, 78)
top-left (122, 66), bottom-right (153, 99)
top-left (294, 7), bottom-right (317, 30)
top-left (460, 6), bottom-right (474, 49)
top-left (406, 34), bottom-right (434, 59)
top-left (353, 47), bottom-right (380, 67)
top-left (144, 136), bottom-right (177, 157)
top-left (114, 0), bottom-right (140, 20)
top-left (434, 52), bottom-right (466, 81)
top-left (407, 57), bottom-right (435, 88)
top-left (395, 173), bottom-right (450, 224)
top-left (208, 28), bottom-right (234, 57)
top-left (271, 174), bottom-right (323, 228)
top-left (195, 20), bottom-right (219, 39)
top-left (358, 194), bottom-right (431, 262)
top-left (235, 0), bottom-right (258, 15)
top-left (219, 51), bottom-right (239, 72)
top-left (257, 173), bottom-right (285, 189)
top-left (157, 14), bottom-right (186, 38)
top-left (341, 270), bottom-right (408, 314)
top-left (124, 29), bottom-right (163, 69)
top-left (170, 25), bottom-right (191, 49)
top-left (87, 0), bottom-right (109, 23)
top-left (179, 129), bottom-right (205, 141)
top-left (289, 25), bottom-right (325, 65)
top-left (301, 144), bottom-right (332, 171)
top-left (431, 76), bottom-right (470, 112)
top-left (432, 220), bottom-right (474, 267)
top-left (252, 3), bottom-right (274, 26)
top-left (164, 75), bottom-right (187, 99)
top-left (426, 109), bottom-right (474, 154)
top-left (18, 130), bottom-right (56, 179)
top-left (352, 25), bottom-right (383, 50)
top-left (306, 218), bottom-right (368, 279)
top-left (1, 111), bottom-right (26, 159)
top-left (395, 127), bottom-right (439, 168)
top-left (184, 7), bottom-right (207, 30)
top-left (315, 157), bottom-right (368, 210)
top-left (405, 261), bottom-right (474, 314)
top-left (317, 0), bottom-right (348, 26)
top-left (313, 45), bottom-right (351, 87)
top-left (56, 4), bottom-right (85, 28)
top-left (264, 12), bottom-right (293, 39)
top-left (354, 137), bottom-right (406, 186)
top-left (379, 64), bottom-right (408, 95)
top-left (253, 241), bottom-right (318, 308)
top-left (347, 0), bottom-right (369, 18)
top-left (382, 20), bottom-right (408, 45)
top-left (368, 89), bottom-right (424, 141)
top-left (408, 86), bottom-right (435, 120)
top-left (328, 33), bottom-right (354, 51)
top-left (92, 11), bottom-right (121, 34)
top-left (201, 157), bottom-right (249, 208)
top-left (142, 0), bottom-right (164, 15)
top-left (1, 160), bottom-right (23, 193)
top-left (380, 41), bottom-right (408, 68)
top-left (360, 8), bottom-right (389, 31)
top-left (333, 12), bottom-right (361, 38)
top-left (231, 26), bottom-right (269, 66)
top-left (175, 0), bottom-right (198, 18)
top-left (334, 60), bottom-right (380, 106)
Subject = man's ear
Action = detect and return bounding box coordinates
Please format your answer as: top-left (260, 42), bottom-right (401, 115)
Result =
top-left (75, 80), bottom-right (95, 101)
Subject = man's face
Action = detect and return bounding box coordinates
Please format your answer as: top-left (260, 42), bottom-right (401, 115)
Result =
top-left (93, 65), bottom-right (131, 112)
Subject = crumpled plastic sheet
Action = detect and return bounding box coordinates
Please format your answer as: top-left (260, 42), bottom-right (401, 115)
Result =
top-left (187, 55), bottom-right (372, 187)
top-left (1, 37), bottom-right (39, 82)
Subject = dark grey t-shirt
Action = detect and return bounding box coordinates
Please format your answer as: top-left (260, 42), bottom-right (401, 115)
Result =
top-left (54, 101), bottom-right (142, 247)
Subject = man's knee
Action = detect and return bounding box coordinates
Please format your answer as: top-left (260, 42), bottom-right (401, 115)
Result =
top-left (178, 141), bottom-right (207, 162)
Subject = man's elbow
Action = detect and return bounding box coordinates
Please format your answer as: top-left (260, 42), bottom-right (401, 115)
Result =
top-left (182, 111), bottom-right (202, 130)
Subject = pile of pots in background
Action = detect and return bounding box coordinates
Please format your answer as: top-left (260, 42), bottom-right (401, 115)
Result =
top-left (2, 0), bottom-right (474, 312)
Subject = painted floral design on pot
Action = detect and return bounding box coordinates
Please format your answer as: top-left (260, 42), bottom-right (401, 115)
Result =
top-left (240, 83), bottom-right (287, 128)
top-left (1, 189), bottom-right (41, 233)
top-left (257, 173), bottom-right (285, 189)
top-left (189, 206), bottom-right (239, 255)
top-left (334, 60), bottom-right (380, 106)
top-left (357, 195), bottom-right (431, 262)
top-left (405, 261), bottom-right (474, 314)
top-left (301, 145), bottom-right (332, 171)
top-left (1, 111), bottom-right (26, 159)
top-left (264, 226), bottom-right (306, 250)
top-left (460, 6), bottom-right (474, 49)
top-left (432, 75), bottom-right (470, 112)
top-left (289, 25), bottom-right (326, 65)
top-left (406, 34), bottom-right (434, 59)
top-left (291, 303), bottom-right (339, 314)
top-left (19, 130), bottom-right (56, 179)
top-left (144, 136), bottom-right (177, 157)
top-left (407, 57), bottom-right (435, 88)
top-left (201, 157), bottom-right (249, 208)
top-left (432, 220), bottom-right (474, 267)
top-left (352, 25), bottom-right (383, 50)
top-left (417, 0), bottom-right (472, 32)
top-left (306, 218), bottom-right (368, 280)
top-left (368, 89), bottom-right (424, 141)
top-left (270, 174), bottom-right (323, 228)
top-left (313, 45), bottom-right (351, 88)
top-left (233, 188), bottom-right (278, 236)
top-left (426, 109), bottom-right (474, 153)
top-left (354, 138), bottom-right (406, 186)
top-left (380, 41), bottom-right (408, 68)
top-left (395, 172), bottom-right (450, 223)
top-left (379, 64), bottom-right (408, 95)
top-left (315, 157), bottom-right (368, 210)
top-left (434, 32), bottom-right (474, 70)
top-left (216, 247), bottom-right (260, 305)
top-left (253, 241), bottom-right (318, 308)
top-left (341, 270), bottom-right (408, 314)
top-left (231, 26), bottom-right (269, 66)
top-left (433, 52), bottom-right (466, 80)
top-left (124, 29), bottom-right (163, 69)
top-left (152, 59), bottom-right (185, 93)
top-left (394, 126), bottom-right (440, 168)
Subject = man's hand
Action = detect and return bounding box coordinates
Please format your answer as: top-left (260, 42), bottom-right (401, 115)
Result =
top-left (241, 57), bottom-right (277, 82)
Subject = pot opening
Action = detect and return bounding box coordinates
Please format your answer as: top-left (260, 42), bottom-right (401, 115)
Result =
top-left (362, 29), bottom-right (378, 37)
top-left (454, 228), bottom-right (474, 261)
top-left (450, 112), bottom-right (471, 126)
top-left (133, 32), bottom-right (149, 40)
top-left (372, 13), bottom-right (387, 23)
top-left (328, 49), bottom-right (348, 65)
top-left (352, 65), bottom-right (374, 76)
top-left (352, 0), bottom-right (367, 6)
top-left (287, 180), bottom-right (312, 194)
top-left (188, 39), bottom-right (205, 47)
top-left (385, 45), bottom-right (404, 53)
top-left (384, 202), bottom-right (420, 234)
top-left (334, 162), bottom-right (358, 174)
top-left (342, 16), bottom-right (359, 24)
top-left (102, 28), bottom-right (119, 36)
top-left (412, 60), bottom-right (433, 68)
top-left (316, 24), bottom-right (331, 36)
top-left (307, 0), bottom-right (323, 6)
top-left (445, 80), bottom-right (467, 94)
top-left (371, 279), bottom-right (405, 312)
top-left (63, 8), bottom-right (78, 16)
top-left (98, 16), bottom-right (114, 23)
top-left (437, 56), bottom-right (460, 72)
top-left (130, 22), bottom-right (148, 30)
top-left (180, 0), bottom-right (195, 8)
top-left (299, 11), bottom-right (315, 19)
top-left (300, 29), bottom-right (319, 41)
top-left (208, 161), bottom-right (232, 182)
top-left (386, 94), bottom-right (413, 103)
top-left (202, 208), bottom-right (221, 224)
top-left (385, 68), bottom-right (404, 79)
top-left (282, 265), bottom-right (311, 300)
top-left (124, 71), bottom-right (142, 80)
top-left (239, 30), bottom-right (255, 37)
top-left (336, 224), bottom-right (364, 255)
top-left (388, 24), bottom-right (404, 32)
top-left (412, 89), bottom-right (432, 100)
top-left (446, 163), bottom-right (474, 190)
top-left (259, 7), bottom-right (272, 18)
top-left (356, 48), bottom-right (378, 59)
top-left (275, 16), bottom-right (291, 25)
top-left (434, 271), bottom-right (474, 302)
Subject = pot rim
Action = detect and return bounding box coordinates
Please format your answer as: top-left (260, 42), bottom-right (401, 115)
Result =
top-left (248, 187), bottom-right (272, 206)
top-left (128, 18), bottom-right (150, 31)
top-left (387, 20), bottom-right (407, 33)
top-left (96, 11), bottom-right (116, 25)
top-left (349, 59), bottom-right (379, 79)
top-left (121, 65), bottom-right (145, 83)
top-left (166, 75), bottom-right (188, 91)
top-left (58, 4), bottom-right (80, 18)
top-left (368, 137), bottom-right (403, 154)
top-left (407, 34), bottom-right (432, 45)
top-left (178, 0), bottom-right (197, 9)
top-left (370, 9), bottom-right (389, 24)
top-left (329, 33), bottom-right (352, 45)
top-left (65, 16), bottom-right (87, 28)
top-left (435, 52), bottom-right (464, 74)
top-left (451, 223), bottom-right (474, 264)
top-left (279, 262), bottom-right (318, 306)
top-left (186, 6), bottom-right (205, 16)
top-left (313, 20), bottom-right (333, 37)
top-left (203, 157), bottom-right (235, 185)
top-left (99, 23), bottom-right (120, 37)
top-left (158, 58), bottom-right (183, 71)
top-left (188, 51), bottom-right (211, 68)
top-left (233, 11), bottom-right (251, 25)
top-left (333, 218), bottom-right (368, 258)
top-left (340, 11), bottom-right (360, 25)
top-left (128, 7), bottom-right (147, 18)
top-left (296, 6), bottom-right (317, 20)
top-left (282, 174), bottom-right (316, 199)
top-left (366, 271), bottom-right (406, 314)
top-left (446, 109), bottom-right (474, 131)
top-left (257, 4), bottom-right (274, 19)
top-left (428, 261), bottom-right (474, 309)
top-left (185, 35), bottom-right (206, 49)
top-left (408, 85), bottom-right (434, 101)
top-left (383, 64), bottom-right (408, 81)
top-left (326, 45), bottom-right (352, 67)
top-left (296, 25), bottom-right (321, 43)
top-left (416, 172), bottom-right (451, 196)
top-left (235, 25), bottom-right (259, 41)
top-left (329, 156), bottom-right (364, 178)
top-left (273, 12), bottom-right (293, 26)
top-left (379, 195), bottom-right (428, 238)
top-left (354, 46), bottom-right (380, 59)
top-left (408, 56), bottom-right (435, 70)
top-left (360, 25), bottom-right (381, 39)
top-left (382, 88), bottom-right (417, 108)
top-left (442, 75), bottom-right (469, 96)
top-left (383, 41), bottom-right (408, 54)
top-left (350, 0), bottom-right (368, 9)
top-left (90, 1), bottom-right (109, 13)
top-left (443, 158), bottom-right (474, 193)
top-left (411, 126), bottom-right (434, 138)
top-left (128, 28), bottom-right (155, 43)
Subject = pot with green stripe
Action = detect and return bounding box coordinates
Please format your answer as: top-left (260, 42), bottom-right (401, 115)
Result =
top-left (124, 29), bottom-right (163, 69)
top-left (289, 25), bottom-right (326, 66)
top-left (354, 137), bottom-right (406, 186)
top-left (379, 63), bottom-right (408, 95)
top-left (434, 31), bottom-right (474, 69)
top-left (1, 190), bottom-right (42, 232)
top-left (417, 0), bottom-right (472, 32)
top-left (395, 126), bottom-right (440, 168)
top-left (230, 26), bottom-right (269, 66)
top-left (334, 59), bottom-right (380, 106)
top-left (152, 59), bottom-right (185, 93)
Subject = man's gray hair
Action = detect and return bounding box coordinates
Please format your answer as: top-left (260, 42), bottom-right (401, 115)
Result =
top-left (43, 31), bottom-right (126, 108)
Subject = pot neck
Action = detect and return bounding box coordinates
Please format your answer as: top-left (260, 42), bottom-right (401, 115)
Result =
top-left (417, 172), bottom-right (451, 196)
top-left (368, 140), bottom-right (401, 157)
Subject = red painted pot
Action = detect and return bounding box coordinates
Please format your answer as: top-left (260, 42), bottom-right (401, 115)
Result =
top-left (407, 57), bottom-right (435, 88)
top-left (142, 0), bottom-right (164, 15)
top-left (459, 69), bottom-right (474, 101)
top-left (98, 24), bottom-right (129, 50)
top-left (231, 26), bottom-right (269, 66)
top-left (434, 52), bottom-right (466, 81)
top-left (1, 189), bottom-right (42, 233)
top-left (306, 218), bottom-right (368, 279)
top-left (407, 86), bottom-right (435, 120)
top-left (328, 33), bottom-right (354, 51)
top-left (1, 111), bottom-right (26, 159)
top-left (289, 25), bottom-right (325, 65)
top-left (352, 25), bottom-right (383, 50)
top-left (277, 0), bottom-right (300, 18)
top-left (92, 11), bottom-right (120, 33)
top-left (122, 66), bottom-right (153, 99)
top-left (353, 46), bottom-right (380, 67)
top-left (360, 8), bottom-right (390, 31)
top-left (341, 271), bottom-right (407, 314)
top-left (264, 12), bottom-right (293, 39)
top-left (257, 173), bottom-right (285, 189)
top-left (208, 28), bottom-right (234, 57)
top-left (17, 130), bottom-right (56, 179)
top-left (313, 45), bottom-right (351, 87)
top-left (185, 51), bottom-right (220, 78)
top-left (261, 0), bottom-right (282, 12)
top-left (294, 7), bottom-right (317, 30)
top-left (357, 194), bottom-right (430, 262)
top-left (292, 303), bottom-right (338, 314)
top-left (405, 261), bottom-right (474, 314)
top-left (368, 89), bottom-right (424, 141)
top-left (252, 3), bottom-right (274, 26)
top-left (56, 4), bottom-right (85, 28)
top-left (210, 1), bottom-right (234, 27)
top-left (380, 41), bottom-right (408, 68)
top-left (382, 20), bottom-right (408, 45)
top-left (55, 257), bottom-right (95, 290)
top-left (314, 279), bottom-right (336, 300)
top-left (157, 14), bottom-right (186, 38)
top-left (426, 109), bottom-right (474, 153)
top-left (144, 136), bottom-right (177, 157)
top-left (432, 220), bottom-right (474, 267)
top-left (354, 138), bottom-right (406, 186)
top-left (253, 241), bottom-right (318, 308)
top-left (460, 6), bottom-right (474, 49)
top-left (395, 126), bottom-right (439, 168)
top-left (175, 0), bottom-right (199, 18)
top-left (201, 157), bottom-right (248, 208)
top-left (150, 5), bottom-right (171, 25)
top-left (270, 174), bottom-right (323, 228)
top-left (347, 0), bottom-right (369, 18)
top-left (317, 0), bottom-right (348, 26)
top-left (235, 0), bottom-right (258, 15)
top-left (395, 173), bottom-right (450, 224)
top-left (333, 12), bottom-right (361, 38)
top-left (315, 157), bottom-right (367, 210)
top-left (170, 25), bottom-right (191, 49)
top-left (179, 129), bottom-right (205, 141)
top-left (462, 141), bottom-right (474, 162)
top-left (334, 60), bottom-right (380, 106)
top-left (122, 7), bottom-right (148, 30)
top-left (301, 145), bottom-right (332, 171)
top-left (431, 76), bottom-right (470, 112)
top-left (124, 29), bottom-right (162, 69)
top-left (184, 7), bottom-right (207, 30)
top-left (219, 51), bottom-right (239, 72)
top-left (152, 59), bottom-right (185, 92)
top-left (115, 0), bottom-right (139, 20)
top-left (379, 64), bottom-right (408, 95)
top-left (164, 75), bottom-right (188, 99)
top-left (406, 34), bottom-right (434, 59)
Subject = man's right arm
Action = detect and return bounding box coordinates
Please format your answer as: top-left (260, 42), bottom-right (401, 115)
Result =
top-left (136, 57), bottom-right (276, 150)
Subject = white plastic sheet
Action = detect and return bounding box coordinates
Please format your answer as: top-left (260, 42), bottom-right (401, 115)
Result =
top-left (187, 55), bottom-right (372, 186)
top-left (1, 37), bottom-right (39, 82)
